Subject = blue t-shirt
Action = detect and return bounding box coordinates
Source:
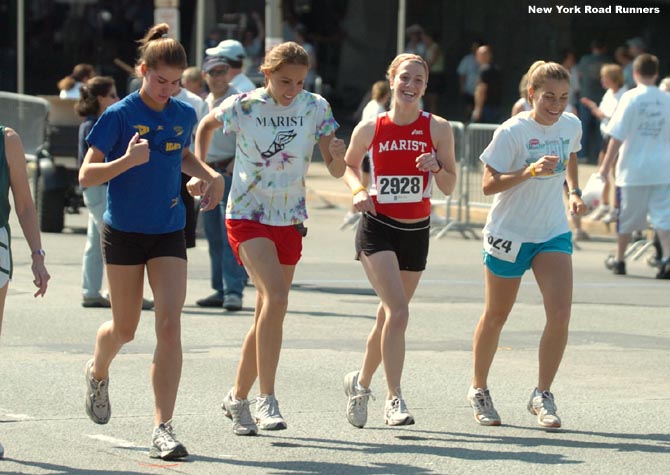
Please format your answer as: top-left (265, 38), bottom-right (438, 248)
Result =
top-left (86, 92), bottom-right (197, 234)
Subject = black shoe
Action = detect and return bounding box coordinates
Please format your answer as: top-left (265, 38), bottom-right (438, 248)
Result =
top-left (656, 259), bottom-right (670, 279)
top-left (82, 295), bottom-right (111, 308)
top-left (605, 255), bottom-right (626, 275)
top-left (196, 293), bottom-right (224, 307)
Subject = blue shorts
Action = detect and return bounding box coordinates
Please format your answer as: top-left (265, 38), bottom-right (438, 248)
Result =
top-left (483, 232), bottom-right (573, 278)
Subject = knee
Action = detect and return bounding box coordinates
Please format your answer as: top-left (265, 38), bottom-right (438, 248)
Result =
top-left (156, 318), bottom-right (182, 345)
top-left (547, 307), bottom-right (571, 328)
top-left (481, 309), bottom-right (510, 329)
top-left (114, 326), bottom-right (136, 345)
top-left (385, 305), bottom-right (409, 333)
top-left (263, 290), bottom-right (289, 313)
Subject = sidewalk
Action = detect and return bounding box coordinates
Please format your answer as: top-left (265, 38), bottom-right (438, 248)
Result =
top-left (306, 160), bottom-right (615, 238)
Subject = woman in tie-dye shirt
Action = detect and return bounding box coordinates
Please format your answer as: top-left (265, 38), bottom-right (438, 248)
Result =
top-left (192, 41), bottom-right (346, 436)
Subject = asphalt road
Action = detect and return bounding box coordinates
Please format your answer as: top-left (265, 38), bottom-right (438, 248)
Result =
top-left (0, 191), bottom-right (668, 474)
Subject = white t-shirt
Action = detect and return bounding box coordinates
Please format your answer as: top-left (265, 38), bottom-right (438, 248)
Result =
top-left (59, 82), bottom-right (83, 99)
top-left (457, 54), bottom-right (479, 96)
top-left (231, 73), bottom-right (257, 93)
top-left (480, 111), bottom-right (582, 243)
top-left (215, 88), bottom-right (338, 225)
top-left (605, 85), bottom-right (670, 187)
top-left (361, 100), bottom-right (386, 122)
top-left (598, 86), bottom-right (627, 135)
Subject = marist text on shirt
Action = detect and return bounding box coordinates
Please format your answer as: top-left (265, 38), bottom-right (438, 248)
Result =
top-left (377, 139), bottom-right (430, 154)
top-left (256, 116), bottom-right (306, 127)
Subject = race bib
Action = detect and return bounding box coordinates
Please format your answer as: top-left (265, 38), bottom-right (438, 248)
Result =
top-left (376, 175), bottom-right (423, 203)
top-left (483, 231), bottom-right (521, 263)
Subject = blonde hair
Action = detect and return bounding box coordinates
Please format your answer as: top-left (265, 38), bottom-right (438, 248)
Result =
top-left (600, 64), bottom-right (624, 88)
top-left (57, 63), bottom-right (94, 92)
top-left (526, 60), bottom-right (570, 104)
top-left (260, 41), bottom-right (309, 76)
top-left (134, 23), bottom-right (187, 76)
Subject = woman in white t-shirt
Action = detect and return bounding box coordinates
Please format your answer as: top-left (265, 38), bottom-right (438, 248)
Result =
top-left (192, 41), bottom-right (346, 436)
top-left (467, 61), bottom-right (586, 429)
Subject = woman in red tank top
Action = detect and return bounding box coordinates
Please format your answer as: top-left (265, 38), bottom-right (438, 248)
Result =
top-left (340, 54), bottom-right (457, 428)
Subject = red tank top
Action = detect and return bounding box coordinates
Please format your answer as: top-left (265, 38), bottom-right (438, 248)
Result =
top-left (369, 111), bottom-right (435, 219)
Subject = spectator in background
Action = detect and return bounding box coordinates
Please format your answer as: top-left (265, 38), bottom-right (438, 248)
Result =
top-left (457, 39), bottom-right (484, 122)
top-left (180, 66), bottom-right (207, 99)
top-left (472, 45), bottom-right (502, 124)
top-left (600, 54), bottom-right (670, 279)
top-left (624, 37), bottom-right (646, 88)
top-left (242, 11), bottom-right (265, 77)
top-left (560, 48), bottom-right (579, 114)
top-left (510, 73), bottom-right (531, 116)
top-left (76, 76), bottom-right (118, 308)
top-left (614, 45), bottom-right (633, 89)
top-left (294, 24), bottom-right (318, 92)
top-left (173, 77), bottom-right (209, 251)
top-left (577, 39), bottom-right (610, 162)
top-left (404, 24), bottom-right (426, 58)
top-left (58, 63), bottom-right (95, 99)
top-left (191, 55), bottom-right (247, 311)
top-left (206, 39), bottom-right (257, 92)
top-left (423, 30), bottom-right (445, 114)
top-left (660, 76), bottom-right (670, 93)
top-left (580, 64), bottom-right (627, 223)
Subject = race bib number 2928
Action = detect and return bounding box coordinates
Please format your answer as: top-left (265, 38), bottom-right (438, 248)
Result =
top-left (376, 175), bottom-right (423, 203)
top-left (483, 232), bottom-right (521, 263)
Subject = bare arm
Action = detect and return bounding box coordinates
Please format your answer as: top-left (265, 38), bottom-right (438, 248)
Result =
top-left (318, 133), bottom-right (346, 178)
top-left (79, 132), bottom-right (149, 187)
top-left (5, 128), bottom-right (49, 297)
top-left (564, 152), bottom-right (587, 216)
top-left (472, 81), bottom-right (487, 121)
top-left (599, 136), bottom-right (622, 177)
top-left (482, 154), bottom-right (559, 195)
top-left (422, 115), bottom-right (457, 196)
top-left (342, 120), bottom-right (376, 215)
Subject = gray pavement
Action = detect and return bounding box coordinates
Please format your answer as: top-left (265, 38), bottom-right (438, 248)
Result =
top-left (0, 166), bottom-right (669, 474)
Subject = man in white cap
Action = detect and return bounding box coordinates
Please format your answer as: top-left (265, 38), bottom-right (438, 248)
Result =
top-left (206, 39), bottom-right (257, 93)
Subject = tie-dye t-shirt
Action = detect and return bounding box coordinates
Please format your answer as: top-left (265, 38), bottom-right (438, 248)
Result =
top-left (215, 88), bottom-right (338, 225)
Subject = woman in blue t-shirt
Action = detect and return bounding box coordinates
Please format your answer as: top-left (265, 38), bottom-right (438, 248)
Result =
top-left (78, 23), bottom-right (224, 461)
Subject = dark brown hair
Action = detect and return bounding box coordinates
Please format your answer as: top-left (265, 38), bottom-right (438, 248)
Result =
top-left (633, 53), bottom-right (659, 78)
top-left (75, 76), bottom-right (115, 117)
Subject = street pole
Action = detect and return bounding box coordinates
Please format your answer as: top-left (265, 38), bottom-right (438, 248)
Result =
top-left (17, 0), bottom-right (25, 93)
top-left (397, 0), bottom-right (406, 55)
top-left (196, 0), bottom-right (205, 68)
top-left (265, 0), bottom-right (283, 53)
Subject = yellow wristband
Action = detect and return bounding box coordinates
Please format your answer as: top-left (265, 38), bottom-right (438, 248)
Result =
top-left (351, 185), bottom-right (367, 196)
top-left (530, 164), bottom-right (537, 177)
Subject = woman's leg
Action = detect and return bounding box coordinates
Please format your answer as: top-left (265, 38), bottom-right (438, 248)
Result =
top-left (82, 186), bottom-right (106, 299)
top-left (234, 238), bottom-right (295, 398)
top-left (0, 283), bottom-right (7, 336)
top-left (147, 256), bottom-right (187, 425)
top-left (531, 252), bottom-right (573, 391)
top-left (92, 264), bottom-right (145, 379)
top-left (472, 269), bottom-right (521, 389)
top-left (359, 251), bottom-right (421, 398)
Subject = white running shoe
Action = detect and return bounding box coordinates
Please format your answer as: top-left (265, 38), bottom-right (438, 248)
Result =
top-left (84, 359), bottom-right (111, 425)
top-left (589, 205), bottom-right (610, 221)
top-left (343, 371), bottom-right (374, 428)
top-left (467, 386), bottom-right (501, 426)
top-left (149, 420), bottom-right (188, 460)
top-left (384, 395), bottom-right (415, 426)
top-left (527, 388), bottom-right (562, 428)
top-left (256, 394), bottom-right (287, 430)
top-left (221, 389), bottom-right (258, 436)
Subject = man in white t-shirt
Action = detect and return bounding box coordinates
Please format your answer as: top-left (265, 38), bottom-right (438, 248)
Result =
top-left (600, 54), bottom-right (670, 278)
top-left (206, 39), bottom-right (257, 93)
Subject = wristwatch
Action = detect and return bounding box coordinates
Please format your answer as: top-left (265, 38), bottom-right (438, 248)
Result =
top-left (569, 188), bottom-right (582, 198)
top-left (31, 249), bottom-right (46, 257)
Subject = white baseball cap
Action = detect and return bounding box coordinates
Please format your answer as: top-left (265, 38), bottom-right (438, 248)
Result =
top-left (205, 39), bottom-right (246, 61)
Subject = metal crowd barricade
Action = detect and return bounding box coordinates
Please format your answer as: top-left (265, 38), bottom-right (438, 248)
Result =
top-left (432, 122), bottom-right (499, 239)
top-left (0, 91), bottom-right (49, 161)
top-left (430, 120), bottom-right (473, 238)
top-left (458, 123), bottom-right (499, 237)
